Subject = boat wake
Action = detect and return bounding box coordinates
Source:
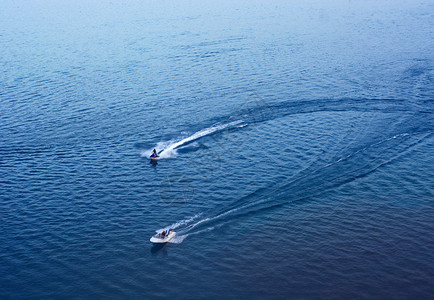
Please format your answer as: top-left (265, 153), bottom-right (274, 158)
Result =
top-left (159, 130), bottom-right (433, 244)
top-left (147, 98), bottom-right (433, 245)
top-left (141, 120), bottom-right (245, 159)
top-left (160, 214), bottom-right (220, 244)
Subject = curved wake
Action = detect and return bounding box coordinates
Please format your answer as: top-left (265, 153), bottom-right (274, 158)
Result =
top-left (141, 120), bottom-right (245, 159)
top-left (162, 130), bottom-right (433, 244)
top-left (146, 98), bottom-right (433, 244)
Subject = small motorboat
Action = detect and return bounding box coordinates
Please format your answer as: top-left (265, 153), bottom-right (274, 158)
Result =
top-left (150, 229), bottom-right (176, 244)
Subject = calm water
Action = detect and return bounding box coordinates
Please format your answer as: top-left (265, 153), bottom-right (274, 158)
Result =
top-left (1, 0), bottom-right (433, 298)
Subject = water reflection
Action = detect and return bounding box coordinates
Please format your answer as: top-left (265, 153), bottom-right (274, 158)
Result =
top-left (150, 243), bottom-right (169, 257)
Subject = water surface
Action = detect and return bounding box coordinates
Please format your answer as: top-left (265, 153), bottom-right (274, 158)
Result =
top-left (1, 0), bottom-right (433, 298)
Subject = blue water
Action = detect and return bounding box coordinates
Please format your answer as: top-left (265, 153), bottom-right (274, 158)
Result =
top-left (1, 0), bottom-right (433, 298)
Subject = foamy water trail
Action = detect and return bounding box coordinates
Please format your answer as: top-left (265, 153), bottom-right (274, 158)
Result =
top-left (156, 214), bottom-right (202, 233)
top-left (161, 208), bottom-right (245, 244)
top-left (142, 120), bottom-right (245, 159)
top-left (159, 120), bottom-right (244, 158)
top-left (169, 226), bottom-right (219, 244)
top-left (162, 130), bottom-right (434, 244)
top-left (155, 214), bottom-right (218, 244)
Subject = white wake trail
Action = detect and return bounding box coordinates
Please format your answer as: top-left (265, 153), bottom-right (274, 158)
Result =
top-left (142, 120), bottom-right (244, 159)
top-left (156, 214), bottom-right (202, 233)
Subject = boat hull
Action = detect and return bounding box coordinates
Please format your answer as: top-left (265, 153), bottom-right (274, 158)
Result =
top-left (150, 232), bottom-right (176, 244)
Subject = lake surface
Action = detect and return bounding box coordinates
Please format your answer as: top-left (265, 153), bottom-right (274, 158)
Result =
top-left (1, 0), bottom-right (433, 298)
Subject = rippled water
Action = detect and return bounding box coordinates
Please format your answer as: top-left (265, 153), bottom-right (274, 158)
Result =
top-left (1, 0), bottom-right (433, 298)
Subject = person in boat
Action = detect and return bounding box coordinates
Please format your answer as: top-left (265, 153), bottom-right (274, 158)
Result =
top-left (161, 230), bottom-right (166, 238)
top-left (152, 149), bottom-right (158, 158)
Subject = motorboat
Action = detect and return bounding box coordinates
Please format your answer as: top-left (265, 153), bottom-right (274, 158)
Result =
top-left (150, 229), bottom-right (176, 244)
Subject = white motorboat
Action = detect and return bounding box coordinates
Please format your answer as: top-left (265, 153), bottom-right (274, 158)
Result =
top-left (150, 229), bottom-right (176, 244)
